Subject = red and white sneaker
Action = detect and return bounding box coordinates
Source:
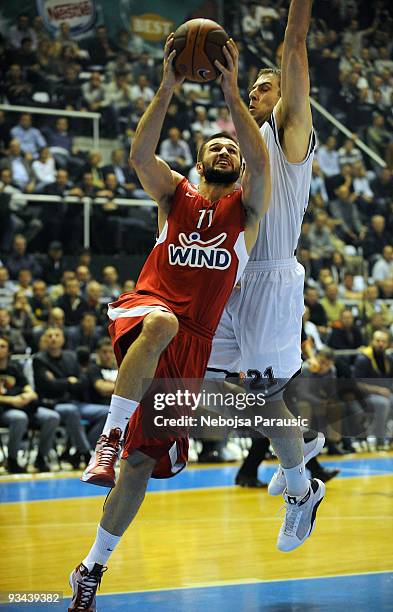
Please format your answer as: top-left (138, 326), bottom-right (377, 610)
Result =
top-left (68, 562), bottom-right (106, 611)
top-left (81, 428), bottom-right (122, 488)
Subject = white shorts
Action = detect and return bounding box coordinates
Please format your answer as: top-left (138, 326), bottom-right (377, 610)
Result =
top-left (208, 258), bottom-right (305, 386)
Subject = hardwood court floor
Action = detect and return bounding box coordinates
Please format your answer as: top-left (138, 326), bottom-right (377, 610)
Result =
top-left (1, 454), bottom-right (392, 610)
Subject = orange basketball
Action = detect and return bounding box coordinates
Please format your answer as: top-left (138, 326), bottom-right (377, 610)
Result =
top-left (173, 18), bottom-right (229, 83)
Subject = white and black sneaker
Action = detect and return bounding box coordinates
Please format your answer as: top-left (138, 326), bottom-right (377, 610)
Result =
top-left (277, 478), bottom-right (325, 552)
top-left (68, 562), bottom-right (107, 611)
top-left (268, 433), bottom-right (325, 496)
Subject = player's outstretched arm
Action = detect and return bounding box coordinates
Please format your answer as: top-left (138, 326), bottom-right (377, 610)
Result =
top-left (215, 40), bottom-right (271, 250)
top-left (276, 0), bottom-right (313, 163)
top-left (130, 34), bottom-right (184, 210)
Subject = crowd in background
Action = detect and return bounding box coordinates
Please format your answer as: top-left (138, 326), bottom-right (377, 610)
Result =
top-left (0, 0), bottom-right (392, 472)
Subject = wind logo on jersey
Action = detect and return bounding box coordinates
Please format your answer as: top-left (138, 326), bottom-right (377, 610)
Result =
top-left (168, 232), bottom-right (231, 269)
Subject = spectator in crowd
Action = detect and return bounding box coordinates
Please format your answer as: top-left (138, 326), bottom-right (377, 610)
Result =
top-left (0, 308), bottom-right (27, 354)
top-left (104, 70), bottom-right (134, 134)
top-left (4, 63), bottom-right (33, 105)
top-left (105, 51), bottom-right (133, 81)
top-left (101, 149), bottom-right (140, 196)
top-left (3, 138), bottom-right (35, 192)
top-left (303, 305), bottom-right (324, 352)
top-left (366, 113), bottom-right (391, 159)
top-left (316, 135), bottom-right (340, 177)
top-left (16, 268), bottom-right (33, 297)
top-left (75, 265), bottom-right (91, 297)
top-left (49, 269), bottom-right (76, 302)
top-left (8, 13), bottom-right (37, 50)
top-left (43, 169), bottom-right (82, 247)
top-left (85, 281), bottom-right (107, 326)
top-left (85, 337), bottom-right (117, 405)
top-left (191, 106), bottom-right (217, 138)
top-left (29, 279), bottom-right (50, 325)
top-left (338, 272), bottom-right (363, 300)
top-left (371, 168), bottom-right (393, 211)
top-left (327, 309), bottom-right (364, 350)
top-left (320, 282), bottom-right (345, 327)
top-left (86, 25), bottom-right (116, 66)
top-left (32, 147), bottom-right (56, 191)
top-left (6, 234), bottom-right (42, 280)
top-left (77, 172), bottom-right (98, 198)
top-left (214, 106), bottom-right (236, 137)
top-left (362, 284), bottom-right (392, 328)
top-left (42, 117), bottom-right (77, 171)
top-left (130, 74), bottom-right (154, 104)
top-left (83, 152), bottom-right (104, 189)
top-left (82, 72), bottom-right (115, 132)
top-left (56, 278), bottom-right (88, 327)
top-left (32, 327), bottom-right (104, 466)
top-left (101, 265), bottom-right (121, 301)
top-left (354, 330), bottom-right (393, 450)
top-left (329, 183), bottom-right (366, 244)
top-left (67, 312), bottom-right (103, 352)
top-left (338, 137), bottom-right (363, 167)
top-left (0, 267), bottom-right (16, 302)
top-left (362, 215), bottom-right (390, 262)
top-left (304, 286), bottom-right (328, 336)
top-left (10, 113), bottom-right (46, 160)
top-left (372, 245), bottom-right (393, 288)
top-left (40, 241), bottom-right (65, 286)
top-left (310, 160), bottom-right (329, 205)
top-left (0, 335), bottom-right (60, 473)
top-left (159, 127), bottom-right (193, 174)
top-left (308, 211), bottom-right (335, 262)
top-left (10, 290), bottom-right (37, 345)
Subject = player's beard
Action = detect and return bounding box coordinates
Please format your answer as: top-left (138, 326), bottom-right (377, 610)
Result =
top-left (202, 163), bottom-right (240, 185)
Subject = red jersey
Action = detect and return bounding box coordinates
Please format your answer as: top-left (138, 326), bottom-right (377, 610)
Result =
top-left (136, 177), bottom-right (248, 334)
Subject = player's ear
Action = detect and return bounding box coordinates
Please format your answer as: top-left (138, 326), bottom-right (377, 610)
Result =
top-left (196, 162), bottom-right (204, 176)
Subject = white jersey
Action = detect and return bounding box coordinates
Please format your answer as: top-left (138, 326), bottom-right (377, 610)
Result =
top-left (248, 107), bottom-right (316, 262)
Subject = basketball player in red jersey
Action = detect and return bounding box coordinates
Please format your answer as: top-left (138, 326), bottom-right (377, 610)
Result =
top-left (68, 37), bottom-right (270, 608)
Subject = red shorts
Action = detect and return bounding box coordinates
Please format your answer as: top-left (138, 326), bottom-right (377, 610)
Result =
top-left (108, 292), bottom-right (212, 478)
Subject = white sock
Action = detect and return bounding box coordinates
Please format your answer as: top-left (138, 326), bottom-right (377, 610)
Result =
top-left (83, 524), bottom-right (121, 570)
top-left (283, 459), bottom-right (308, 497)
top-left (103, 394), bottom-right (138, 439)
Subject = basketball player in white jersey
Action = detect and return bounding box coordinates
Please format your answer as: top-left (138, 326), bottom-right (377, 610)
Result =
top-left (207, 0), bottom-right (326, 552)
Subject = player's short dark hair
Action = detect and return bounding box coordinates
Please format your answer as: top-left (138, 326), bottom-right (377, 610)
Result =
top-left (197, 132), bottom-right (240, 163)
top-left (257, 67), bottom-right (282, 86)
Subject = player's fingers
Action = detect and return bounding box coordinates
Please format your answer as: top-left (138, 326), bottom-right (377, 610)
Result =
top-left (214, 59), bottom-right (226, 73)
top-left (228, 38), bottom-right (239, 55)
top-left (222, 45), bottom-right (234, 69)
top-left (168, 49), bottom-right (177, 64)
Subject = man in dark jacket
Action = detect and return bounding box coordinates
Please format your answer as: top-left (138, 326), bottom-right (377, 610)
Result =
top-left (33, 327), bottom-right (107, 466)
top-left (327, 309), bottom-right (364, 351)
top-left (354, 330), bottom-right (393, 449)
top-left (0, 335), bottom-right (59, 472)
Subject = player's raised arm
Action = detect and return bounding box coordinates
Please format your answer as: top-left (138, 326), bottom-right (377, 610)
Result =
top-left (215, 40), bottom-right (271, 247)
top-left (129, 34), bottom-right (184, 211)
top-left (277, 0), bottom-right (313, 162)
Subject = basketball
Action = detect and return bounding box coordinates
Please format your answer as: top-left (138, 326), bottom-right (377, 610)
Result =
top-left (173, 18), bottom-right (229, 83)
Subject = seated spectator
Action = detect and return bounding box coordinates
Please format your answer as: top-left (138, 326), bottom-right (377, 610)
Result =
top-left (10, 290), bottom-right (37, 346)
top-left (304, 286), bottom-right (328, 335)
top-left (48, 269), bottom-right (76, 303)
top-left (372, 245), bottom-right (393, 288)
top-left (130, 74), bottom-right (154, 104)
top-left (56, 278), bottom-right (88, 327)
top-left (354, 330), bottom-right (393, 449)
top-left (159, 127), bottom-right (193, 174)
top-left (316, 135), bottom-right (340, 177)
top-left (3, 138), bottom-right (35, 192)
top-left (362, 215), bottom-right (390, 263)
top-left (101, 149), bottom-right (140, 196)
top-left (76, 172), bottom-right (98, 198)
top-left (42, 117), bottom-right (77, 171)
top-left (338, 272), bottom-right (363, 300)
top-left (310, 160), bottom-right (329, 205)
top-left (0, 335), bottom-right (60, 473)
top-left (308, 211), bottom-right (335, 262)
top-left (7, 13), bottom-right (36, 50)
top-left (33, 327), bottom-right (106, 464)
top-left (214, 106), bottom-right (236, 138)
top-left (86, 337), bottom-right (117, 405)
top-left (122, 279), bottom-right (135, 293)
top-left (329, 184), bottom-right (366, 244)
top-left (0, 308), bottom-right (27, 354)
top-left (366, 113), bottom-right (391, 159)
top-left (40, 240), bottom-right (65, 286)
top-left (338, 137), bottom-right (364, 167)
top-left (98, 172), bottom-right (127, 199)
top-left (363, 284), bottom-right (392, 327)
top-left (191, 106), bottom-right (217, 137)
top-left (86, 25), bottom-right (116, 66)
top-left (6, 234), bottom-right (42, 280)
top-left (15, 268), bottom-right (33, 297)
top-left (10, 113), bottom-right (46, 160)
top-left (54, 45), bottom-right (84, 83)
top-left (352, 161), bottom-right (374, 217)
top-left (242, 3), bottom-right (262, 42)
top-left (11, 37), bottom-right (41, 87)
top-left (297, 248), bottom-right (319, 284)
top-left (83, 151), bottom-right (104, 189)
top-left (0, 267), bottom-right (16, 302)
top-left (101, 265), bottom-right (121, 301)
top-left (4, 63), bottom-right (33, 106)
top-left (32, 147), bottom-right (56, 191)
top-left (75, 265), bottom-right (91, 297)
top-left (104, 70), bottom-right (133, 134)
top-left (29, 279), bottom-right (50, 325)
top-left (85, 281), bottom-right (107, 326)
top-left (327, 309), bottom-right (364, 350)
top-left (105, 51), bottom-right (133, 81)
top-left (43, 169), bottom-right (82, 247)
top-left (82, 72), bottom-right (116, 134)
top-left (67, 312), bottom-right (102, 352)
top-left (371, 168), bottom-right (393, 211)
top-left (320, 282), bottom-right (345, 327)
top-left (380, 278), bottom-right (393, 300)
top-left (363, 312), bottom-right (387, 345)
